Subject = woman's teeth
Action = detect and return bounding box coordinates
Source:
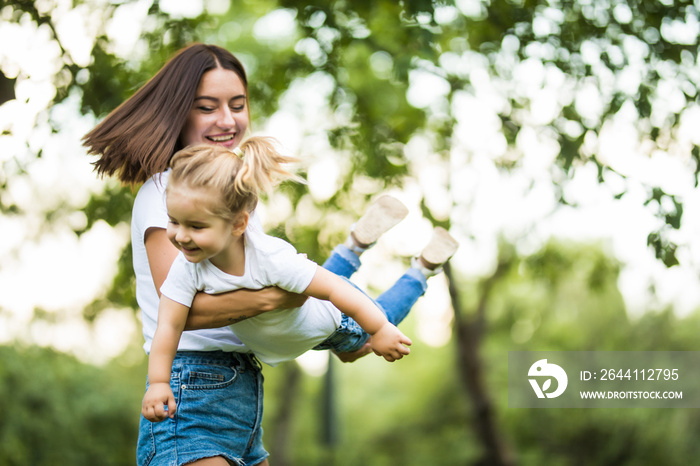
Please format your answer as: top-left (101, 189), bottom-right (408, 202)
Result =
top-left (208, 135), bottom-right (234, 142)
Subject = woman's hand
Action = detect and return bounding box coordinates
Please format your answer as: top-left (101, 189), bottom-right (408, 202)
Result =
top-left (332, 341), bottom-right (372, 363)
top-left (266, 287), bottom-right (308, 310)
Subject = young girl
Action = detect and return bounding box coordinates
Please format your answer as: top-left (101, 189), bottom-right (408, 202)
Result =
top-left (141, 137), bottom-right (458, 422)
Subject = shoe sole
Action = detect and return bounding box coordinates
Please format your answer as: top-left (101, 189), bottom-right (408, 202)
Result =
top-left (421, 227), bottom-right (459, 266)
top-left (352, 195), bottom-right (409, 246)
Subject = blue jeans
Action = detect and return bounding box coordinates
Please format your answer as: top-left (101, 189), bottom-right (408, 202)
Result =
top-left (314, 245), bottom-right (428, 353)
top-left (137, 351), bottom-right (266, 466)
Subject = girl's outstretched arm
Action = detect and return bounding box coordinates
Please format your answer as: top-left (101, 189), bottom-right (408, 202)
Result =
top-left (142, 296), bottom-right (188, 422)
top-left (303, 267), bottom-right (412, 362)
top-left (145, 228), bottom-right (307, 330)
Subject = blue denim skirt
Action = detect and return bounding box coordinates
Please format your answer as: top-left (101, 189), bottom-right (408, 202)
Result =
top-left (137, 351), bottom-right (267, 466)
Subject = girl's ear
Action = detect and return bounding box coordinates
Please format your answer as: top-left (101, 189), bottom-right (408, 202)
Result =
top-left (231, 211), bottom-right (249, 235)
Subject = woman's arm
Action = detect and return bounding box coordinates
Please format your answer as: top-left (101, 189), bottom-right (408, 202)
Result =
top-left (187, 288), bottom-right (308, 329)
top-left (145, 228), bottom-right (307, 330)
top-left (303, 267), bottom-right (412, 361)
top-left (144, 227), bottom-right (180, 292)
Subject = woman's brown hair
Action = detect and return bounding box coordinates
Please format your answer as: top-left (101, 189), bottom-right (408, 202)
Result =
top-left (83, 43), bottom-right (248, 184)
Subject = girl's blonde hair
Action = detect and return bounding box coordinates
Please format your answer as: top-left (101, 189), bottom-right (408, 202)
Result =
top-left (167, 137), bottom-right (300, 221)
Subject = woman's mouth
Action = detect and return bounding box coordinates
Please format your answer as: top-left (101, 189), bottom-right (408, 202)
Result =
top-left (206, 134), bottom-right (235, 143)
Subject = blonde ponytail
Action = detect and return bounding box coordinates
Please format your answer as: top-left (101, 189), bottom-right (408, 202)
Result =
top-left (234, 136), bottom-right (302, 196)
top-left (167, 137), bottom-right (302, 222)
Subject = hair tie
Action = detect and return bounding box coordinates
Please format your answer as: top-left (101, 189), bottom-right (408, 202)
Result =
top-left (232, 147), bottom-right (245, 159)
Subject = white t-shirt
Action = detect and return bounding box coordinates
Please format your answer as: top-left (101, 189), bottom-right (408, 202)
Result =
top-left (161, 230), bottom-right (342, 366)
top-left (132, 170), bottom-right (249, 354)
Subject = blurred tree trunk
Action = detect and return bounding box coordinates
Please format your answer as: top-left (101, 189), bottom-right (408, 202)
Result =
top-left (444, 260), bottom-right (517, 466)
top-left (320, 354), bottom-right (339, 465)
top-left (269, 361), bottom-right (302, 466)
top-left (321, 355), bottom-right (338, 447)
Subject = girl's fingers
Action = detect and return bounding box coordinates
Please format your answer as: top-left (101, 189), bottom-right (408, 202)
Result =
top-left (144, 406), bottom-right (159, 422)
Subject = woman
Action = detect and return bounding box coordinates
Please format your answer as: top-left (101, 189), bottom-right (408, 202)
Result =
top-left (83, 43), bottom-right (399, 466)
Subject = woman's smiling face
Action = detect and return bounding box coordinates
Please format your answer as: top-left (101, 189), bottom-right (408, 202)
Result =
top-left (179, 67), bottom-right (249, 149)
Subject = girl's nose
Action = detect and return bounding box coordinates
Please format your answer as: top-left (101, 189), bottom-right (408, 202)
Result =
top-left (175, 228), bottom-right (189, 243)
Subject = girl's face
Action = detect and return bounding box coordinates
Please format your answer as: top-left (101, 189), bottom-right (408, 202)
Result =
top-left (166, 184), bottom-right (245, 265)
top-left (180, 67), bottom-right (249, 149)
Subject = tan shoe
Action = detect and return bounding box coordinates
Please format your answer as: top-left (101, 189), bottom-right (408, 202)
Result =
top-left (419, 227), bottom-right (459, 269)
top-left (350, 195), bottom-right (409, 248)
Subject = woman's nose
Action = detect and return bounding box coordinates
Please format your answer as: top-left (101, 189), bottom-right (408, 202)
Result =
top-left (217, 107), bottom-right (236, 129)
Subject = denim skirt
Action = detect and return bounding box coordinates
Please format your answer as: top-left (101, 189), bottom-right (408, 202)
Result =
top-left (137, 351), bottom-right (267, 466)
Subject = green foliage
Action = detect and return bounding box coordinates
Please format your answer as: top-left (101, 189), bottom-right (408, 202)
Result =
top-left (78, 182), bottom-right (134, 234)
top-left (83, 241), bottom-right (137, 321)
top-left (645, 187), bottom-right (684, 266)
top-left (77, 182), bottom-right (136, 319)
top-left (5, 0), bottom-right (698, 265)
top-left (0, 345), bottom-right (144, 465)
top-left (80, 38), bottom-right (140, 118)
top-left (481, 241), bottom-right (700, 465)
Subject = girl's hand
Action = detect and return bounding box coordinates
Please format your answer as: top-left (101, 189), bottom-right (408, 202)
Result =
top-left (369, 323), bottom-right (412, 362)
top-left (142, 382), bottom-right (177, 422)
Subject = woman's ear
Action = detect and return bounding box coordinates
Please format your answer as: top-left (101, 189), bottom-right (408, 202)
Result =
top-left (231, 211), bottom-right (249, 235)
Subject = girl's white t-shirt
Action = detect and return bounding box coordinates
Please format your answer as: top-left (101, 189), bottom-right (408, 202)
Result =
top-left (132, 170), bottom-right (247, 354)
top-left (160, 230), bottom-right (342, 366)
